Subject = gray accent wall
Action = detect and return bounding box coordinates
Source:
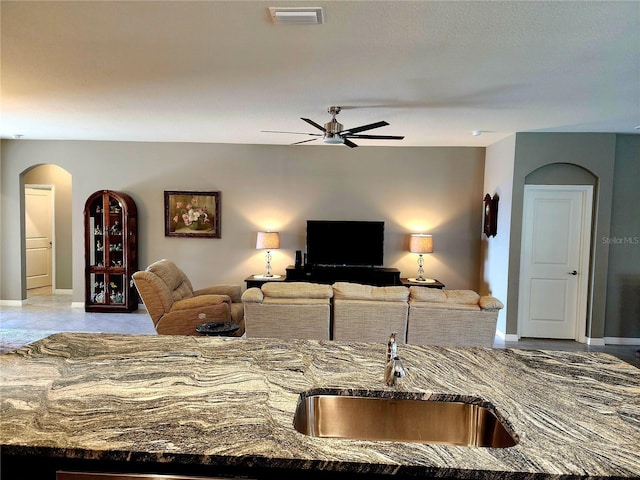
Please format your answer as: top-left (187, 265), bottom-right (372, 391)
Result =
top-left (508, 133), bottom-right (617, 340)
top-left (605, 135), bottom-right (640, 339)
top-left (482, 133), bottom-right (638, 342)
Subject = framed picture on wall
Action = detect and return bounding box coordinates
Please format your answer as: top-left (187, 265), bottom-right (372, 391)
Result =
top-left (164, 191), bottom-right (221, 238)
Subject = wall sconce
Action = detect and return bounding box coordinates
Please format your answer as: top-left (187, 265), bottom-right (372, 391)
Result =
top-left (255, 231), bottom-right (281, 278)
top-left (409, 233), bottom-right (434, 283)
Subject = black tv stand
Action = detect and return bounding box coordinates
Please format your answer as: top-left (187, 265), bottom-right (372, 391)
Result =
top-left (285, 265), bottom-right (401, 286)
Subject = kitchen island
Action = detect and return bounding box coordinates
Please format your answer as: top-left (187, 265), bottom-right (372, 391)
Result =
top-left (1, 333), bottom-right (639, 479)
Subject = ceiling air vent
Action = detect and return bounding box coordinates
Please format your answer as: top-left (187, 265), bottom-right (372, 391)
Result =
top-left (268, 7), bottom-right (324, 25)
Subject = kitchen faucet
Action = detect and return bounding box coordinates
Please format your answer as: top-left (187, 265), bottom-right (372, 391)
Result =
top-left (385, 332), bottom-right (406, 387)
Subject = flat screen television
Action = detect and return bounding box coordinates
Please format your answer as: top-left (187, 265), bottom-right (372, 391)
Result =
top-left (306, 220), bottom-right (384, 267)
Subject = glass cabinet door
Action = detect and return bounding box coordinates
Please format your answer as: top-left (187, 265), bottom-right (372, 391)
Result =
top-left (84, 190), bottom-right (137, 312)
top-left (88, 196), bottom-right (106, 267)
top-left (106, 194), bottom-right (125, 270)
top-left (89, 273), bottom-right (106, 304)
top-left (105, 273), bottom-right (127, 305)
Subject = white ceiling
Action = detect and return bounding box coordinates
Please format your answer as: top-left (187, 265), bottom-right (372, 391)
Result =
top-left (2, 1), bottom-right (639, 147)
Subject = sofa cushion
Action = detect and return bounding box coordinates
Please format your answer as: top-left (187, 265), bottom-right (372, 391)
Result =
top-left (147, 259), bottom-right (194, 301)
top-left (194, 284), bottom-right (242, 303)
top-left (408, 287), bottom-right (447, 302)
top-left (444, 290), bottom-right (480, 305)
top-left (241, 287), bottom-right (264, 303)
top-left (170, 294), bottom-right (230, 312)
top-left (262, 282), bottom-right (333, 299)
top-left (409, 301), bottom-right (480, 312)
top-left (333, 282), bottom-right (409, 302)
top-left (479, 295), bottom-right (504, 310)
top-left (132, 270), bottom-right (173, 324)
top-left (263, 297), bottom-right (329, 305)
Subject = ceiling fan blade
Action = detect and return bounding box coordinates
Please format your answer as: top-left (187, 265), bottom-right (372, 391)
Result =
top-left (262, 130), bottom-right (322, 136)
top-left (343, 138), bottom-right (359, 148)
top-left (341, 121), bottom-right (389, 135)
top-left (291, 138), bottom-right (319, 145)
top-left (346, 134), bottom-right (405, 140)
top-left (301, 118), bottom-right (326, 132)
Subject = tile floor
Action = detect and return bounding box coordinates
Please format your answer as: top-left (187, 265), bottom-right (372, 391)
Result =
top-left (1, 287), bottom-right (639, 367)
top-left (0, 287), bottom-right (156, 335)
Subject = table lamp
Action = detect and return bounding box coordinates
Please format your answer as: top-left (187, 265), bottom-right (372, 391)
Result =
top-left (409, 233), bottom-right (434, 283)
top-left (255, 231), bottom-right (280, 278)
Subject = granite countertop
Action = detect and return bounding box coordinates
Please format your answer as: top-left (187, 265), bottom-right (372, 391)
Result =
top-left (1, 333), bottom-right (639, 479)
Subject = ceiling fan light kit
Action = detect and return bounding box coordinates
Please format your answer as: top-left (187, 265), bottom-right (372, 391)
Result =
top-left (323, 134), bottom-right (344, 145)
top-left (264, 106), bottom-right (405, 148)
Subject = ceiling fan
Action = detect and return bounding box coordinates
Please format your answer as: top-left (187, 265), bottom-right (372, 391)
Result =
top-left (263, 106), bottom-right (405, 148)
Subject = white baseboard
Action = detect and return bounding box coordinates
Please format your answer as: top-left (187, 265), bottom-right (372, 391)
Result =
top-left (603, 337), bottom-right (640, 346)
top-left (0, 299), bottom-right (25, 307)
top-left (494, 330), bottom-right (519, 342)
top-left (53, 288), bottom-right (73, 295)
top-left (496, 333), bottom-right (634, 346)
top-left (70, 302), bottom-right (146, 310)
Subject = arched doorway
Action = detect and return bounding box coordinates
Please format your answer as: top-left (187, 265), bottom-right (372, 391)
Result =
top-left (517, 163), bottom-right (597, 343)
top-left (23, 165), bottom-right (73, 298)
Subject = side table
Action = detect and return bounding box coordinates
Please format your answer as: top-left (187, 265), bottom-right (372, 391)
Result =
top-left (245, 275), bottom-right (286, 289)
top-left (195, 321), bottom-right (240, 336)
top-left (401, 278), bottom-right (445, 289)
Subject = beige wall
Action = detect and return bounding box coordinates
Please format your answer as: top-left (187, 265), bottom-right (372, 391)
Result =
top-left (1, 140), bottom-right (486, 303)
top-left (481, 135), bottom-right (516, 337)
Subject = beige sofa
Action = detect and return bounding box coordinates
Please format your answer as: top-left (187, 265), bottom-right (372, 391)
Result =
top-left (241, 281), bottom-right (503, 347)
top-left (407, 287), bottom-right (503, 347)
top-left (332, 282), bottom-right (409, 344)
top-left (241, 282), bottom-right (333, 340)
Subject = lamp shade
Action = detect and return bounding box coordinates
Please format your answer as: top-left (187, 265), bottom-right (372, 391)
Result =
top-left (256, 231), bottom-right (280, 250)
top-left (409, 234), bottom-right (433, 254)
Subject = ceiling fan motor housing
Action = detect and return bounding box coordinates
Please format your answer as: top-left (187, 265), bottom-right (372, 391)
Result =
top-left (323, 119), bottom-right (344, 144)
top-left (324, 119), bottom-right (343, 134)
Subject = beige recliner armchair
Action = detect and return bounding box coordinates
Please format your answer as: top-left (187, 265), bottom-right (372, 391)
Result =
top-left (132, 259), bottom-right (244, 336)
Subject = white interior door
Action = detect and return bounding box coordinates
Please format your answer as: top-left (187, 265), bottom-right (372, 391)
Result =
top-left (518, 185), bottom-right (592, 341)
top-left (25, 186), bottom-right (54, 290)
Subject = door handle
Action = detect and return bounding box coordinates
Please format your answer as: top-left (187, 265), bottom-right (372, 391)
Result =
top-left (569, 270), bottom-right (578, 276)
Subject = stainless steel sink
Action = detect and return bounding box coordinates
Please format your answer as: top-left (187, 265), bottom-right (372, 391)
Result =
top-left (293, 393), bottom-right (517, 447)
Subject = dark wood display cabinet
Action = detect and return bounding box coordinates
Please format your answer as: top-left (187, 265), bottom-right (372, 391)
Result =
top-left (84, 190), bottom-right (138, 312)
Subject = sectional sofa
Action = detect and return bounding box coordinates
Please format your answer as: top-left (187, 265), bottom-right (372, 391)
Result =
top-left (241, 281), bottom-right (504, 347)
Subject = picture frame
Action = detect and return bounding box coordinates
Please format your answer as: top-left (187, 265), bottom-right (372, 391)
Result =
top-left (483, 193), bottom-right (499, 238)
top-left (164, 191), bottom-right (221, 238)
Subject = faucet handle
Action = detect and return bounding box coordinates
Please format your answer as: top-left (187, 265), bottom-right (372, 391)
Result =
top-left (385, 333), bottom-right (406, 386)
top-left (393, 357), bottom-right (406, 379)
top-left (387, 332), bottom-right (398, 359)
